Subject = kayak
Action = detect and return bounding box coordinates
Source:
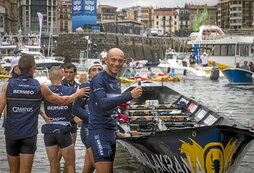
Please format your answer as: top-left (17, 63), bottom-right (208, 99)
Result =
top-left (120, 75), bottom-right (180, 83)
top-left (0, 74), bottom-right (11, 78)
top-left (119, 77), bottom-right (135, 83)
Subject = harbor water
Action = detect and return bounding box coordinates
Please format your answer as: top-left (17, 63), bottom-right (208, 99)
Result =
top-left (0, 72), bottom-right (254, 172)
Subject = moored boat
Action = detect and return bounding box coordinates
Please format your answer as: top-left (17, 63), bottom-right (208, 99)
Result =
top-left (222, 68), bottom-right (253, 84)
top-left (117, 82), bottom-right (254, 173)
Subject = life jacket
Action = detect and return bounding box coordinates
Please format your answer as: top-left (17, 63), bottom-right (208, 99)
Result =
top-left (44, 85), bottom-right (76, 122)
top-left (5, 73), bottom-right (42, 139)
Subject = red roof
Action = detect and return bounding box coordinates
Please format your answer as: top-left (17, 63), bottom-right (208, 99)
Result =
top-left (186, 5), bottom-right (217, 10)
top-left (98, 5), bottom-right (117, 9)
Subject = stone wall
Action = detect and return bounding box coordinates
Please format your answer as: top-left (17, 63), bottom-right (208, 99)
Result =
top-left (56, 32), bottom-right (187, 63)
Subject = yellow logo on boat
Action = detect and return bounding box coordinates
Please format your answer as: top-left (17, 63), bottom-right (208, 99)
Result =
top-left (179, 138), bottom-right (237, 173)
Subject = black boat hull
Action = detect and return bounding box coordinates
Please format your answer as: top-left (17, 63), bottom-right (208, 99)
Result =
top-left (118, 126), bottom-right (254, 173)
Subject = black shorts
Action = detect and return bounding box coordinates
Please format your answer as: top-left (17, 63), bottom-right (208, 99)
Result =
top-left (5, 135), bottom-right (37, 156)
top-left (44, 132), bottom-right (72, 149)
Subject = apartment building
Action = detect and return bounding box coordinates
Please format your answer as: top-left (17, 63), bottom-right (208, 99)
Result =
top-left (97, 5), bottom-right (117, 23)
top-left (218, 0), bottom-right (254, 31)
top-left (176, 8), bottom-right (190, 29)
top-left (153, 9), bottom-right (179, 34)
top-left (121, 6), bottom-right (154, 29)
top-left (0, 5), bottom-right (5, 36)
top-left (2, 0), bottom-right (18, 34)
top-left (18, 0), bottom-right (57, 35)
top-left (187, 5), bottom-right (217, 29)
top-left (56, 0), bottom-right (72, 33)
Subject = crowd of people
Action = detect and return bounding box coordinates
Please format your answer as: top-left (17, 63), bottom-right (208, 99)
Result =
top-left (0, 48), bottom-right (143, 173)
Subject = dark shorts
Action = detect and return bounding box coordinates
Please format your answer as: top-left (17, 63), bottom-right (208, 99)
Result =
top-left (80, 123), bottom-right (90, 148)
top-left (88, 129), bottom-right (116, 163)
top-left (44, 132), bottom-right (72, 149)
top-left (71, 121), bottom-right (78, 134)
top-left (6, 135), bottom-right (37, 156)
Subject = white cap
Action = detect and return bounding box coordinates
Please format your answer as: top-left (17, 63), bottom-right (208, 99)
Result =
top-left (9, 57), bottom-right (20, 73)
top-left (88, 61), bottom-right (103, 71)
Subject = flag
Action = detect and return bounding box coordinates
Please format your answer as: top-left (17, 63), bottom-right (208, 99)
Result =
top-left (193, 8), bottom-right (201, 31)
top-left (201, 5), bottom-right (208, 21)
top-left (193, 5), bottom-right (208, 31)
top-left (37, 12), bottom-right (43, 46)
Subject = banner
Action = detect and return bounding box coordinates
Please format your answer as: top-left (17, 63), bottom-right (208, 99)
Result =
top-left (72, 0), bottom-right (97, 32)
top-left (37, 12), bottom-right (43, 46)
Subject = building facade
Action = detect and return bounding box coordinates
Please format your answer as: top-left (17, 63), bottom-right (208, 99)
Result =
top-left (121, 6), bottom-right (154, 29)
top-left (0, 6), bottom-right (5, 36)
top-left (56, 0), bottom-right (72, 33)
top-left (218, 0), bottom-right (254, 31)
top-left (153, 9), bottom-right (179, 34)
top-left (3, 0), bottom-right (18, 35)
top-left (18, 0), bottom-right (57, 35)
top-left (97, 5), bottom-right (117, 23)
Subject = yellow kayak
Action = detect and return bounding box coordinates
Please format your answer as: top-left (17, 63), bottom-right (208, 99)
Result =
top-left (120, 77), bottom-right (135, 83)
top-left (150, 75), bottom-right (169, 82)
top-left (0, 74), bottom-right (11, 78)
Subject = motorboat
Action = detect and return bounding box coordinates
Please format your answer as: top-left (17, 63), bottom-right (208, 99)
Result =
top-left (158, 48), bottom-right (213, 78)
top-left (188, 25), bottom-right (254, 69)
top-left (222, 68), bottom-right (254, 84)
top-left (117, 81), bottom-right (254, 173)
top-left (34, 67), bottom-right (51, 85)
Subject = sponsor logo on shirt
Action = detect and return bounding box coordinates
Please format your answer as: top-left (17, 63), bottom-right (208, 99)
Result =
top-left (12, 107), bottom-right (33, 113)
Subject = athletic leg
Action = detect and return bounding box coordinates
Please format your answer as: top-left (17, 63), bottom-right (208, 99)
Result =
top-left (19, 154), bottom-right (34, 173)
top-left (46, 145), bottom-right (60, 173)
top-left (7, 155), bottom-right (20, 173)
top-left (82, 148), bottom-right (95, 173)
top-left (61, 144), bottom-right (75, 173)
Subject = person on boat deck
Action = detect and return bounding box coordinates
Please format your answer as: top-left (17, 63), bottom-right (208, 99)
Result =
top-left (145, 67), bottom-right (157, 78)
top-left (131, 67), bottom-right (139, 77)
top-left (42, 66), bottom-right (88, 173)
top-left (122, 68), bottom-right (131, 78)
top-left (200, 52), bottom-right (208, 67)
top-left (0, 55), bottom-right (87, 173)
top-left (240, 61), bottom-right (249, 70)
top-left (73, 61), bottom-right (103, 173)
top-left (168, 69), bottom-right (176, 77)
top-left (189, 53), bottom-right (196, 64)
top-left (249, 62), bottom-right (254, 72)
top-left (88, 48), bottom-right (142, 173)
top-left (236, 62), bottom-right (240, 68)
top-left (9, 57), bottom-right (21, 78)
top-left (0, 66), bottom-right (8, 75)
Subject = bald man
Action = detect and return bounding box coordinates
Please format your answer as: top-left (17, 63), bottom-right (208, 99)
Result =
top-left (88, 48), bottom-right (143, 173)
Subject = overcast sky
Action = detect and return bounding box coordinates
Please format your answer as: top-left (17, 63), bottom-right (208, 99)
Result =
top-left (97, 0), bottom-right (217, 9)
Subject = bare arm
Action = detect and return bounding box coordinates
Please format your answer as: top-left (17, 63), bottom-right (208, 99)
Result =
top-left (40, 84), bottom-right (89, 105)
top-left (39, 110), bottom-right (52, 123)
top-left (0, 83), bottom-right (8, 118)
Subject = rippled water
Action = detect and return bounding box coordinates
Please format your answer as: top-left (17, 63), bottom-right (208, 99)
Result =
top-left (0, 73), bottom-right (254, 173)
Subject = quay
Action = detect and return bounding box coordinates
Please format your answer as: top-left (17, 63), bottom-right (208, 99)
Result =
top-left (56, 33), bottom-right (188, 63)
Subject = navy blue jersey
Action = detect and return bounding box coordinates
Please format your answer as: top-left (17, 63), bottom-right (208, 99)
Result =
top-left (44, 85), bottom-right (76, 122)
top-left (73, 81), bottom-right (90, 123)
top-left (62, 78), bottom-right (80, 89)
top-left (88, 70), bottom-right (132, 130)
top-left (5, 73), bottom-right (42, 139)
